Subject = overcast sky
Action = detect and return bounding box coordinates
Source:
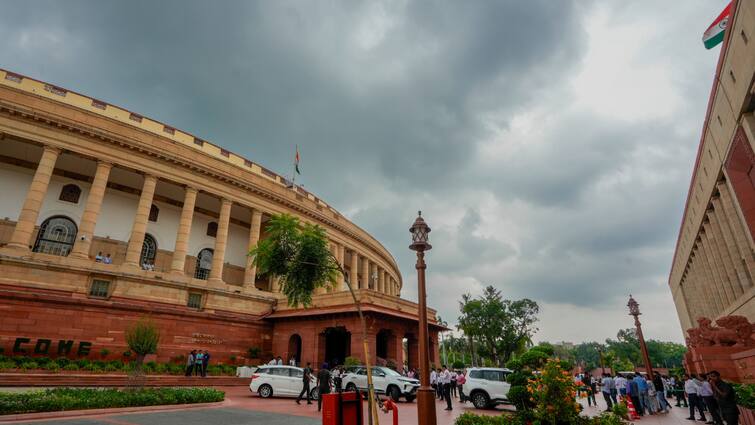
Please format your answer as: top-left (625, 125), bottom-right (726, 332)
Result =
top-left (1, 0), bottom-right (729, 344)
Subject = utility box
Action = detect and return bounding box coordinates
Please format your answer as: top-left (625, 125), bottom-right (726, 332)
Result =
top-left (322, 391), bottom-right (363, 425)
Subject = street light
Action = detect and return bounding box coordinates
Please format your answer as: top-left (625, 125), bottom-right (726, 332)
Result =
top-left (627, 295), bottom-right (653, 378)
top-left (410, 211), bottom-right (436, 425)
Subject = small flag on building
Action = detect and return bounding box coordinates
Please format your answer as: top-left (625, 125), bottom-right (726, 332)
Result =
top-left (295, 145), bottom-right (301, 175)
top-left (702, 2), bottom-right (732, 49)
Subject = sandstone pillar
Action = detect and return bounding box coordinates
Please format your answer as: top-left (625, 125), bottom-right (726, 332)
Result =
top-left (209, 198), bottom-right (232, 282)
top-left (124, 174), bottom-right (157, 266)
top-left (362, 256), bottom-right (371, 290)
top-left (244, 209), bottom-right (263, 287)
top-left (704, 221), bottom-right (738, 306)
top-left (710, 202), bottom-right (747, 297)
top-left (349, 249), bottom-right (359, 289)
top-left (379, 268), bottom-right (385, 293)
top-left (170, 186), bottom-right (198, 274)
top-left (699, 242), bottom-right (726, 314)
top-left (5, 146), bottom-right (61, 252)
top-left (70, 161), bottom-right (112, 259)
top-left (337, 244), bottom-right (346, 291)
top-left (719, 182), bottom-right (755, 288)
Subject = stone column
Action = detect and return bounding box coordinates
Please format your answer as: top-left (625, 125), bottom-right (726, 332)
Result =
top-left (70, 161), bottom-right (112, 259)
top-left (170, 187), bottom-right (198, 274)
top-left (698, 242), bottom-right (726, 314)
top-left (124, 174), bottom-right (157, 266)
top-left (719, 182), bottom-right (755, 288)
top-left (700, 232), bottom-right (733, 308)
top-left (244, 209), bottom-right (263, 287)
top-left (349, 249), bottom-right (359, 290)
top-left (362, 256), bottom-right (371, 290)
top-left (704, 221), bottom-right (739, 305)
top-left (710, 204), bottom-right (746, 297)
top-left (209, 198), bottom-right (232, 282)
top-left (5, 146), bottom-right (61, 252)
top-left (337, 244), bottom-right (346, 291)
top-left (379, 268), bottom-right (385, 293)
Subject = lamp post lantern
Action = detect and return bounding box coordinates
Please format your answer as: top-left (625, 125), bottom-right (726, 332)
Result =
top-left (410, 211), bottom-right (436, 425)
top-left (627, 295), bottom-right (654, 378)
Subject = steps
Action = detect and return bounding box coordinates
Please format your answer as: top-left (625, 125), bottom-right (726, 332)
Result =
top-left (0, 373), bottom-right (250, 387)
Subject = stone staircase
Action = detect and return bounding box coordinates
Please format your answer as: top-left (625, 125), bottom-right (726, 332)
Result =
top-left (0, 373), bottom-right (250, 387)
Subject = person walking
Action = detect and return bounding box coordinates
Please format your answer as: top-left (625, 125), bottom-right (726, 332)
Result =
top-left (201, 350), bottom-right (210, 377)
top-left (317, 363), bottom-right (332, 412)
top-left (440, 365), bottom-right (452, 411)
top-left (653, 372), bottom-right (672, 413)
top-left (700, 373), bottom-right (723, 424)
top-left (709, 370), bottom-right (739, 425)
top-left (628, 374), bottom-right (644, 416)
top-left (601, 373), bottom-right (614, 411)
top-left (587, 375), bottom-right (597, 407)
top-left (430, 368), bottom-right (438, 399)
top-left (457, 370), bottom-right (467, 403)
top-left (685, 374), bottom-right (707, 422)
top-left (332, 366), bottom-right (342, 392)
top-left (614, 374), bottom-right (627, 399)
top-left (450, 370), bottom-right (458, 398)
top-left (632, 373), bottom-right (649, 415)
top-left (674, 376), bottom-right (688, 407)
top-left (296, 362), bottom-right (313, 405)
top-left (185, 350), bottom-right (196, 376)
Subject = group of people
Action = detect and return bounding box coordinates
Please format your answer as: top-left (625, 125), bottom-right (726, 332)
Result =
top-left (295, 362), bottom-right (334, 412)
top-left (184, 350), bottom-right (211, 377)
top-left (94, 252), bottom-right (113, 264)
top-left (577, 370), bottom-right (738, 424)
top-left (430, 365), bottom-right (466, 411)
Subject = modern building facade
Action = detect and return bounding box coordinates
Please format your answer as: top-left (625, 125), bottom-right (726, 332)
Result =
top-left (0, 68), bottom-right (442, 368)
top-left (669, 0), bottom-right (755, 333)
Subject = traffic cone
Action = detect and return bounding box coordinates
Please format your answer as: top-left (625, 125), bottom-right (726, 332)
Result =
top-left (624, 396), bottom-right (640, 420)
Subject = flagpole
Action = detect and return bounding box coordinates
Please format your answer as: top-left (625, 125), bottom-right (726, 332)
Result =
top-left (291, 144), bottom-right (297, 188)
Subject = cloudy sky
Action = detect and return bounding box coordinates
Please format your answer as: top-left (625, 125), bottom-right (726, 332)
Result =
top-left (1, 0), bottom-right (729, 343)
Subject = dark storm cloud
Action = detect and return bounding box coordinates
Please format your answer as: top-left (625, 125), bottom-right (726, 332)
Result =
top-left (0, 0), bottom-right (708, 342)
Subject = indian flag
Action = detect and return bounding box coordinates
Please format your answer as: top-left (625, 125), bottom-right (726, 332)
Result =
top-left (703, 2), bottom-right (732, 49)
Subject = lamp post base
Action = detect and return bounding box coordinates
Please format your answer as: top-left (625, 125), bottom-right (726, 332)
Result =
top-left (416, 386), bottom-right (437, 425)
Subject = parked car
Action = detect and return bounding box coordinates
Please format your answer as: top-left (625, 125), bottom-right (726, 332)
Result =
top-left (464, 367), bottom-right (513, 409)
top-left (341, 366), bottom-right (419, 402)
top-left (249, 365), bottom-right (319, 400)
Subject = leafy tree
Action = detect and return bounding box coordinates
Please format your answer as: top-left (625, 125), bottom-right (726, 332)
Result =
top-left (456, 286), bottom-right (539, 365)
top-left (125, 318), bottom-right (160, 376)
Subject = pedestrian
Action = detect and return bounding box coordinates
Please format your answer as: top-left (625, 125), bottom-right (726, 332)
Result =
top-left (276, 356), bottom-right (283, 365)
top-left (430, 368), bottom-right (438, 399)
top-left (674, 376), bottom-right (688, 407)
top-left (201, 350), bottom-right (210, 377)
top-left (450, 370), bottom-right (458, 398)
top-left (268, 357), bottom-right (277, 365)
top-left (633, 373), bottom-right (651, 415)
top-left (296, 362), bottom-right (313, 405)
top-left (628, 374), bottom-right (644, 416)
top-left (440, 365), bottom-right (452, 411)
top-left (587, 375), bottom-right (597, 407)
top-left (185, 350), bottom-right (196, 376)
top-left (333, 366), bottom-right (342, 392)
top-left (457, 370), bottom-right (467, 403)
top-left (95, 251), bottom-right (103, 262)
top-left (685, 374), bottom-right (707, 422)
top-left (653, 372), bottom-right (671, 413)
top-left (103, 253), bottom-right (112, 264)
top-left (699, 373), bottom-right (723, 424)
top-left (194, 350), bottom-right (204, 376)
top-left (645, 375), bottom-right (660, 414)
top-left (709, 370), bottom-right (739, 425)
top-left (614, 374), bottom-right (627, 399)
top-left (289, 357), bottom-right (296, 366)
top-left (601, 373), bottom-right (614, 411)
top-left (317, 363), bottom-right (331, 412)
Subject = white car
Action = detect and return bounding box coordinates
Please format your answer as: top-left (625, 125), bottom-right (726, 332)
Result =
top-left (464, 367), bottom-right (513, 409)
top-left (342, 366), bottom-right (419, 402)
top-left (249, 365), bottom-right (319, 399)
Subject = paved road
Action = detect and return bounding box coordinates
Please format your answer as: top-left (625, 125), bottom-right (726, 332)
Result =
top-left (9, 407), bottom-right (319, 425)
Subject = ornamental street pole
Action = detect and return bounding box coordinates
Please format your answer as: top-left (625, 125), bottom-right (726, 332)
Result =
top-left (627, 295), bottom-right (654, 378)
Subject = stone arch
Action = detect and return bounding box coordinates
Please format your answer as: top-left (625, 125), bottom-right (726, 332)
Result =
top-left (287, 334), bottom-right (302, 365)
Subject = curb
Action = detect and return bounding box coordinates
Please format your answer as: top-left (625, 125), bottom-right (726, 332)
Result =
top-left (0, 400), bottom-right (229, 423)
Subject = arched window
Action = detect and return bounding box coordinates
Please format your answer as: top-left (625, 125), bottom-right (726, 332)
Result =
top-left (140, 234), bottom-right (157, 267)
top-left (59, 184), bottom-right (81, 204)
top-left (148, 204), bottom-right (159, 222)
top-left (206, 222), bottom-right (218, 237)
top-left (33, 216), bottom-right (78, 256)
top-left (195, 248), bottom-right (213, 280)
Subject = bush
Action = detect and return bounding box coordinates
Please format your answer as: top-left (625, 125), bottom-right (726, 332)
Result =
top-left (0, 361), bottom-right (16, 370)
top-left (20, 362), bottom-right (39, 370)
top-left (45, 363), bottom-right (61, 372)
top-left (505, 358), bottom-right (523, 371)
top-left (123, 350), bottom-right (132, 358)
top-left (247, 347), bottom-right (261, 359)
top-left (454, 412), bottom-right (521, 425)
top-left (63, 364), bottom-right (80, 371)
top-left (56, 357), bottom-right (71, 367)
top-left (452, 360), bottom-right (465, 370)
top-left (735, 384), bottom-right (755, 410)
top-left (0, 387), bottom-right (225, 415)
top-left (506, 385), bottom-right (532, 411)
top-left (611, 401), bottom-right (629, 419)
top-left (344, 356), bottom-right (361, 367)
top-left (519, 349), bottom-right (548, 369)
top-left (531, 343), bottom-right (555, 356)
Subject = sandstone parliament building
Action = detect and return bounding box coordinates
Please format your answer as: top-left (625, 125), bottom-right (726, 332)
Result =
top-left (669, 0), bottom-right (755, 379)
top-left (0, 68), bottom-right (442, 368)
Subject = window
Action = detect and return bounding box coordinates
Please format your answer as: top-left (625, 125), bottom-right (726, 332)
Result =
top-left (468, 370), bottom-right (482, 379)
top-left (187, 292), bottom-right (202, 309)
top-left (206, 222), bottom-right (218, 237)
top-left (194, 248), bottom-right (213, 280)
top-left (291, 369), bottom-right (303, 378)
top-left (140, 234), bottom-right (157, 267)
top-left (129, 113), bottom-right (143, 123)
top-left (482, 370), bottom-right (505, 382)
top-left (91, 99), bottom-right (107, 110)
top-left (149, 204), bottom-right (159, 222)
top-left (163, 126), bottom-right (175, 135)
top-left (59, 184), bottom-right (81, 204)
top-left (4, 72), bottom-right (22, 83)
top-left (89, 279), bottom-right (110, 298)
top-left (33, 216), bottom-right (78, 256)
top-left (269, 368), bottom-right (289, 377)
top-left (194, 138), bottom-right (204, 146)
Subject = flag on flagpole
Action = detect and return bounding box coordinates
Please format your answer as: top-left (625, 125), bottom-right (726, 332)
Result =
top-left (295, 145), bottom-right (301, 175)
top-left (703, 2), bottom-right (732, 49)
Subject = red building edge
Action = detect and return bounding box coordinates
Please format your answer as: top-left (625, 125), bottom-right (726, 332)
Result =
top-left (0, 283), bottom-right (443, 371)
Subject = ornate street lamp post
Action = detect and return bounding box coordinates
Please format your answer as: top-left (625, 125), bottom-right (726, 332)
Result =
top-left (410, 211), bottom-right (436, 425)
top-left (597, 347), bottom-right (605, 375)
top-left (627, 295), bottom-right (654, 378)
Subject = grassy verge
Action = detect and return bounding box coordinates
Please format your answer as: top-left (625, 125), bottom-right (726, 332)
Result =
top-left (0, 387), bottom-right (225, 415)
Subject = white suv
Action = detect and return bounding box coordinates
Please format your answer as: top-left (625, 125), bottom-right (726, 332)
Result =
top-left (464, 367), bottom-right (513, 409)
top-left (249, 365), bottom-right (319, 399)
top-left (342, 366), bottom-right (419, 402)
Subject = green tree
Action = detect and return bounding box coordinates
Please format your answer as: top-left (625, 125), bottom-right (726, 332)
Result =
top-left (457, 286), bottom-right (539, 365)
top-left (125, 318), bottom-right (160, 376)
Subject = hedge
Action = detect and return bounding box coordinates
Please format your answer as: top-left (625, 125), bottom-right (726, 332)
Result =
top-left (0, 355), bottom-right (236, 376)
top-left (0, 387), bottom-right (225, 415)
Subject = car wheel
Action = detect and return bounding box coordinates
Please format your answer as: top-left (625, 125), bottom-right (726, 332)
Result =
top-left (472, 391), bottom-right (490, 409)
top-left (388, 386), bottom-right (401, 402)
top-left (258, 384), bottom-right (273, 398)
top-left (310, 387), bottom-right (319, 400)
top-left (346, 383), bottom-right (358, 393)
top-left (404, 394), bottom-right (416, 403)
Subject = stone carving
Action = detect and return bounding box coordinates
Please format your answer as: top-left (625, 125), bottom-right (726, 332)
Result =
top-left (686, 315), bottom-right (754, 348)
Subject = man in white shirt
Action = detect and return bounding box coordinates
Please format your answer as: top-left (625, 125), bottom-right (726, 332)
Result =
top-left (430, 369), bottom-right (438, 398)
top-left (268, 358), bottom-right (277, 365)
top-left (440, 366), bottom-right (452, 411)
top-left (614, 375), bottom-right (627, 397)
top-left (685, 374), bottom-right (707, 421)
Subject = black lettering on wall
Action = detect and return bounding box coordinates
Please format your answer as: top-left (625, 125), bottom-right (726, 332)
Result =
top-left (77, 341), bottom-right (91, 356)
top-left (13, 337), bottom-right (30, 353)
top-left (58, 340), bottom-right (74, 356)
top-left (34, 339), bottom-right (51, 354)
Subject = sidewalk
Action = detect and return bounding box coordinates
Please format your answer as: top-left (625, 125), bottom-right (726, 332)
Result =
top-left (581, 396), bottom-right (702, 424)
